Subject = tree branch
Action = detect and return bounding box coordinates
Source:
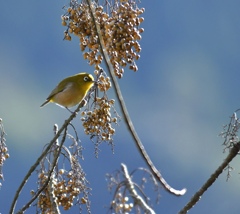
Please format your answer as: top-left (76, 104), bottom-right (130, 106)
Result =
top-left (179, 142), bottom-right (240, 214)
top-left (9, 104), bottom-right (82, 214)
top-left (121, 163), bottom-right (155, 214)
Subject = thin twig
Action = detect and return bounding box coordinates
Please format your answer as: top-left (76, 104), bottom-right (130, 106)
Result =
top-left (0, 118), bottom-right (7, 183)
top-left (179, 142), bottom-right (240, 214)
top-left (9, 104), bottom-right (82, 214)
top-left (48, 125), bottom-right (61, 214)
top-left (48, 173), bottom-right (61, 214)
top-left (86, 0), bottom-right (186, 196)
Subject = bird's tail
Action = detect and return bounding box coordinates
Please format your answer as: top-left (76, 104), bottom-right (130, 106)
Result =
top-left (40, 100), bottom-right (50, 107)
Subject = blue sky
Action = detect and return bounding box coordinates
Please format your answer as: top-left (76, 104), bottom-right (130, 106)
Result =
top-left (1, 0), bottom-right (240, 213)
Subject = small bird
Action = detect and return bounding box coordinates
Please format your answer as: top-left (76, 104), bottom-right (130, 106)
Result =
top-left (40, 72), bottom-right (95, 108)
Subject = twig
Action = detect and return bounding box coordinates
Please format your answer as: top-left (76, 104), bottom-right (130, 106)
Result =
top-left (179, 142), bottom-right (240, 214)
top-left (86, 0), bottom-right (186, 196)
top-left (0, 118), bottom-right (7, 183)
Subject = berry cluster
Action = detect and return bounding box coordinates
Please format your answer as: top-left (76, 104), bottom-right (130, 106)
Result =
top-left (62, 0), bottom-right (145, 78)
top-left (111, 193), bottom-right (134, 213)
top-left (81, 97), bottom-right (117, 142)
top-left (95, 69), bottom-right (112, 92)
top-left (37, 169), bottom-right (87, 212)
top-left (36, 145), bottom-right (90, 213)
top-left (0, 146), bottom-right (9, 181)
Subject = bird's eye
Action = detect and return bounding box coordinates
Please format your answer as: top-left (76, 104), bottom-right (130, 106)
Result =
top-left (83, 76), bottom-right (89, 82)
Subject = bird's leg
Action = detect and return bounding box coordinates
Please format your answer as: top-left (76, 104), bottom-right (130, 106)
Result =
top-left (66, 107), bottom-right (74, 114)
top-left (66, 107), bottom-right (79, 117)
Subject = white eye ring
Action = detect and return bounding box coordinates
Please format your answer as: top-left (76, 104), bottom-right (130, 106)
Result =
top-left (83, 76), bottom-right (89, 81)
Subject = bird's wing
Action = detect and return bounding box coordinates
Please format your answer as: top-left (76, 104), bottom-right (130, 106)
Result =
top-left (46, 81), bottom-right (73, 101)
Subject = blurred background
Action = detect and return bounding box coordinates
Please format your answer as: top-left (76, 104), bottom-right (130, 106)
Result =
top-left (1, 0), bottom-right (240, 213)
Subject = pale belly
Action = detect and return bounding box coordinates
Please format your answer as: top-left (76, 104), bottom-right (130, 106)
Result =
top-left (52, 86), bottom-right (86, 108)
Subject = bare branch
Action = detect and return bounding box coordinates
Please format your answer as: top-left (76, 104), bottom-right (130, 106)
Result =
top-left (179, 142), bottom-right (240, 214)
top-left (16, 126), bottom-right (67, 213)
top-left (10, 103), bottom-right (83, 214)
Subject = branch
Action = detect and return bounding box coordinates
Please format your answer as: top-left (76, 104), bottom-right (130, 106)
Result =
top-left (86, 0), bottom-right (186, 196)
top-left (121, 163), bottom-right (155, 214)
top-left (9, 103), bottom-right (82, 214)
top-left (179, 142), bottom-right (240, 214)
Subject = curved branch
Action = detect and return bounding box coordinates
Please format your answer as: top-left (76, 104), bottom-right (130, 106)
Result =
top-left (86, 0), bottom-right (186, 196)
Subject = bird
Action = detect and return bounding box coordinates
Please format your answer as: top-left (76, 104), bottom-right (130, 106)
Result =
top-left (40, 72), bottom-right (95, 108)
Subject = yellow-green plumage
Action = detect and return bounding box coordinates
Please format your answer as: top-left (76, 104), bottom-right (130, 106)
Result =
top-left (40, 73), bottom-right (94, 108)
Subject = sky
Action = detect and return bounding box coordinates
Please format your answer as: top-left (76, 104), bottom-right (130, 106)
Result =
top-left (1, 0), bottom-right (240, 213)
